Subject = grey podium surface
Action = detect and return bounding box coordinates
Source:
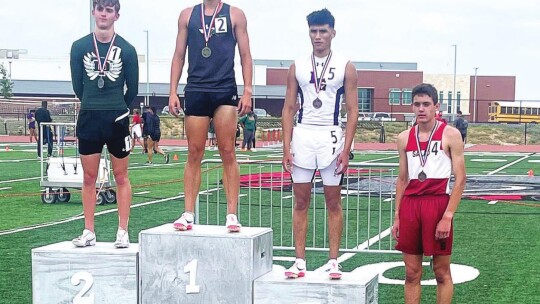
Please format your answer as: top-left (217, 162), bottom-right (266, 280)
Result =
top-left (254, 268), bottom-right (378, 304)
top-left (139, 224), bottom-right (273, 304)
top-left (32, 241), bottom-right (139, 304)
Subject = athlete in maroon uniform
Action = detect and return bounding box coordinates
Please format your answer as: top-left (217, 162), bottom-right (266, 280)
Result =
top-left (392, 83), bottom-right (466, 304)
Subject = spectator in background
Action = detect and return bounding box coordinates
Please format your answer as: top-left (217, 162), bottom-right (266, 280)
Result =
top-left (35, 101), bottom-right (54, 157)
top-left (141, 106), bottom-right (150, 153)
top-left (240, 111), bottom-right (256, 151)
top-left (207, 119), bottom-right (216, 150)
top-left (453, 110), bottom-right (469, 143)
top-left (130, 108), bottom-right (145, 153)
top-left (27, 109), bottom-right (38, 143)
top-left (145, 106), bottom-right (169, 164)
top-left (251, 111), bottom-right (258, 151)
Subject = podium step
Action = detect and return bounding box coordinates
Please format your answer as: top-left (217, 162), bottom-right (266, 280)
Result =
top-left (139, 224), bottom-right (273, 304)
top-left (32, 241), bottom-right (139, 304)
top-left (254, 266), bottom-right (378, 304)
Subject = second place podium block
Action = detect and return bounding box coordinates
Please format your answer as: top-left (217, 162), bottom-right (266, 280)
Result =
top-left (139, 224), bottom-right (273, 304)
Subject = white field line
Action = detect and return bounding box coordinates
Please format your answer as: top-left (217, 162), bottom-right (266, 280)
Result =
top-left (487, 154), bottom-right (531, 175)
top-left (0, 158), bottom-right (40, 163)
top-left (364, 155), bottom-right (399, 163)
top-left (0, 176), bottom-right (40, 184)
top-left (0, 195), bottom-right (183, 236)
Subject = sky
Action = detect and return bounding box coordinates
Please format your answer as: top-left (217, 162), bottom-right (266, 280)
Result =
top-left (1, 0), bottom-right (539, 100)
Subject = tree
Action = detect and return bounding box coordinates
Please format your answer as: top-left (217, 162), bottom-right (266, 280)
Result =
top-left (0, 63), bottom-right (13, 99)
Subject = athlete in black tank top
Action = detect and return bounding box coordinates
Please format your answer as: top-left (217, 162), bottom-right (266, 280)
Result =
top-left (186, 3), bottom-right (236, 92)
top-left (168, 0), bottom-right (253, 233)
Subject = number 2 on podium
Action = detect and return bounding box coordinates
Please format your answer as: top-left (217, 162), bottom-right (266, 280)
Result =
top-left (184, 259), bottom-right (201, 294)
top-left (71, 271), bottom-right (95, 304)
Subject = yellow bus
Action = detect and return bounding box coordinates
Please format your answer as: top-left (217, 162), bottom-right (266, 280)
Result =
top-left (488, 101), bottom-right (540, 123)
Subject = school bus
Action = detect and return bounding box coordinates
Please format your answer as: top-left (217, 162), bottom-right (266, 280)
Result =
top-left (488, 101), bottom-right (540, 123)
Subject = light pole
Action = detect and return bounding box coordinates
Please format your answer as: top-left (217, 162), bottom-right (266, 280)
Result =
top-left (452, 44), bottom-right (457, 114)
top-left (89, 0), bottom-right (95, 32)
top-left (473, 67), bottom-right (478, 122)
top-left (144, 30), bottom-right (150, 106)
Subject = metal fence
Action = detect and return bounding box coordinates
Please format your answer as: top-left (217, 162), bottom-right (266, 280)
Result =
top-left (195, 159), bottom-right (400, 254)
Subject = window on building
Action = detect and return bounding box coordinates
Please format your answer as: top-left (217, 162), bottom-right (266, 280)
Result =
top-left (456, 91), bottom-right (461, 113)
top-left (526, 108), bottom-right (532, 115)
top-left (402, 89), bottom-right (412, 105)
top-left (447, 91), bottom-right (453, 113)
top-left (439, 91), bottom-right (444, 105)
top-left (512, 107), bottom-right (519, 115)
top-left (358, 88), bottom-right (373, 113)
top-left (533, 108), bottom-right (538, 115)
top-left (501, 107), bottom-right (506, 114)
top-left (389, 88), bottom-right (401, 105)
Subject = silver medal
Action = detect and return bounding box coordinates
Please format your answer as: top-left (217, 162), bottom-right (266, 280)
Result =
top-left (98, 77), bottom-right (105, 89)
top-left (202, 46), bottom-right (212, 58)
top-left (313, 97), bottom-right (322, 109)
top-left (418, 171), bottom-right (427, 182)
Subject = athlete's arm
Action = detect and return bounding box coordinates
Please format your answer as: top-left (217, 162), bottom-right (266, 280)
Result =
top-left (69, 43), bottom-right (84, 101)
top-left (281, 64), bottom-right (299, 173)
top-left (168, 8), bottom-right (191, 117)
top-left (232, 6), bottom-right (253, 117)
top-left (392, 130), bottom-right (410, 240)
top-left (335, 62), bottom-right (358, 174)
top-left (124, 46), bottom-right (139, 107)
top-left (436, 126), bottom-right (466, 240)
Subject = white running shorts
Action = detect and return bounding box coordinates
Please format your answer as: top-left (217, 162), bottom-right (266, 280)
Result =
top-left (131, 124), bottom-right (142, 138)
top-left (291, 157), bottom-right (343, 186)
top-left (291, 124), bottom-right (344, 170)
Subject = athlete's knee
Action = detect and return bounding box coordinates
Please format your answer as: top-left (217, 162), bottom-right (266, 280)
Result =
top-left (114, 171), bottom-right (130, 187)
top-left (325, 199), bottom-right (342, 213)
top-left (405, 267), bottom-right (422, 284)
top-left (433, 263), bottom-right (452, 284)
top-left (187, 146), bottom-right (205, 162)
top-left (294, 196), bottom-right (311, 211)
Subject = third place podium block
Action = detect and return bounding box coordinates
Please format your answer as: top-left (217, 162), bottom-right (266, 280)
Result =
top-left (254, 268), bottom-right (378, 304)
top-left (139, 224), bottom-right (273, 304)
top-left (32, 241), bottom-right (139, 304)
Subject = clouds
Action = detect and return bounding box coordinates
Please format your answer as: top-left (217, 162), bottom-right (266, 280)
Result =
top-left (0, 0), bottom-right (539, 99)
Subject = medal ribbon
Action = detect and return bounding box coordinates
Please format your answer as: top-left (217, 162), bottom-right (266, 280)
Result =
top-left (415, 121), bottom-right (438, 168)
top-left (92, 33), bottom-right (117, 76)
top-left (200, 1), bottom-right (222, 47)
top-left (310, 51), bottom-right (333, 94)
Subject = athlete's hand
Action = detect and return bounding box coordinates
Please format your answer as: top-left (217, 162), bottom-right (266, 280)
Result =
top-left (335, 150), bottom-right (349, 175)
top-left (435, 217), bottom-right (452, 240)
top-left (282, 152), bottom-right (294, 174)
top-left (168, 94), bottom-right (183, 118)
top-left (237, 94), bottom-right (252, 117)
top-left (391, 217), bottom-right (399, 240)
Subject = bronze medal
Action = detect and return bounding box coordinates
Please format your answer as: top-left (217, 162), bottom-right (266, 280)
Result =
top-left (202, 46), bottom-right (212, 58)
top-left (313, 97), bottom-right (322, 109)
top-left (418, 171), bottom-right (427, 182)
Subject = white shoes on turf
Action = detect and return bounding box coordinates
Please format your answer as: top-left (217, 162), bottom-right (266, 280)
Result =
top-left (285, 258), bottom-right (306, 279)
top-left (72, 229), bottom-right (96, 247)
top-left (173, 212), bottom-right (194, 231)
top-left (114, 229), bottom-right (130, 248)
top-left (225, 214), bottom-right (242, 232)
top-left (324, 259), bottom-right (343, 279)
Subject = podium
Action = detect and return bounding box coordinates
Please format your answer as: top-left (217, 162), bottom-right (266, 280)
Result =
top-left (139, 224), bottom-right (273, 304)
top-left (32, 241), bottom-right (139, 304)
top-left (254, 268), bottom-right (378, 304)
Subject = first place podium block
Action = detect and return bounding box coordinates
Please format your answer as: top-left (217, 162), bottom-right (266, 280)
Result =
top-left (32, 241), bottom-right (139, 304)
top-left (254, 268), bottom-right (378, 304)
top-left (139, 224), bottom-right (273, 304)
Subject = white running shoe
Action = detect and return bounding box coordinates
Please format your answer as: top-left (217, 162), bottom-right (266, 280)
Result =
top-left (72, 229), bottom-right (96, 247)
top-left (285, 258), bottom-right (306, 279)
top-left (114, 229), bottom-right (130, 248)
top-left (324, 259), bottom-right (342, 279)
top-left (225, 214), bottom-right (242, 232)
top-left (173, 212), bottom-right (194, 231)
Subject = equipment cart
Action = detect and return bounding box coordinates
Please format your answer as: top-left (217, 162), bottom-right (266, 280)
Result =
top-left (39, 122), bottom-right (117, 205)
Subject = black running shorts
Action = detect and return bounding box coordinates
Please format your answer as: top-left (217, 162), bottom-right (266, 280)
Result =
top-left (183, 88), bottom-right (238, 117)
top-left (77, 109), bottom-right (131, 159)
